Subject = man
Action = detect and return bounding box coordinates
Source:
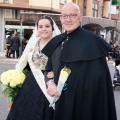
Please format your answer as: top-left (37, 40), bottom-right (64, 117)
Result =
top-left (10, 33), bottom-right (20, 59)
top-left (42, 2), bottom-right (117, 120)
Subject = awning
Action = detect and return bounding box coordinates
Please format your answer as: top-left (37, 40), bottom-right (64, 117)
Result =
top-left (20, 12), bottom-right (60, 22)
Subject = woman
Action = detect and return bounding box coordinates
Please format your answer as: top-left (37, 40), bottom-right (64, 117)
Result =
top-left (6, 15), bottom-right (60, 120)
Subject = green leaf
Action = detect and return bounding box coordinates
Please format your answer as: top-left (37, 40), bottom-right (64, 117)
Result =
top-left (1, 84), bottom-right (8, 91)
top-left (112, 0), bottom-right (120, 5)
top-left (23, 68), bottom-right (29, 76)
top-left (0, 81), bottom-right (2, 85)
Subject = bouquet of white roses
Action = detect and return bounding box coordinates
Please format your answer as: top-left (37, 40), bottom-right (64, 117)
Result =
top-left (0, 69), bottom-right (25, 104)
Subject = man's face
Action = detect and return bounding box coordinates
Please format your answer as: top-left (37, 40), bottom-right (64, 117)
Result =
top-left (60, 5), bottom-right (82, 33)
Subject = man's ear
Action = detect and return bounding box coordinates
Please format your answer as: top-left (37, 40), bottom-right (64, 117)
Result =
top-left (79, 14), bottom-right (83, 22)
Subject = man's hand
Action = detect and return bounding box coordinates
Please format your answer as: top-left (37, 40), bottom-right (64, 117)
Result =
top-left (47, 81), bottom-right (60, 97)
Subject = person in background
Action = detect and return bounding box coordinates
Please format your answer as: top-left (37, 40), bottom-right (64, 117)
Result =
top-left (10, 33), bottom-right (20, 59)
top-left (42, 2), bottom-right (117, 120)
top-left (22, 35), bottom-right (29, 52)
top-left (6, 15), bottom-right (60, 120)
top-left (5, 32), bottom-right (11, 58)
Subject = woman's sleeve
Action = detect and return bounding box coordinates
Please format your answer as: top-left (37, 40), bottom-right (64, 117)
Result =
top-left (44, 57), bottom-right (53, 84)
top-left (46, 57), bottom-right (53, 71)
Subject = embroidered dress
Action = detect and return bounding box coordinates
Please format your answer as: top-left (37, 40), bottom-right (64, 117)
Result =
top-left (6, 40), bottom-right (53, 120)
top-left (32, 41), bottom-right (48, 69)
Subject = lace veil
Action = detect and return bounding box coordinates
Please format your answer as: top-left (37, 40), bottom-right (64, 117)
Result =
top-left (15, 16), bottom-right (61, 70)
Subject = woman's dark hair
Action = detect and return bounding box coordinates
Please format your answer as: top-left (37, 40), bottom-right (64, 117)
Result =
top-left (37, 15), bottom-right (54, 31)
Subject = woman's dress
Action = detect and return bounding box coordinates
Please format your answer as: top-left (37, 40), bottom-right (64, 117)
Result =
top-left (7, 42), bottom-right (53, 120)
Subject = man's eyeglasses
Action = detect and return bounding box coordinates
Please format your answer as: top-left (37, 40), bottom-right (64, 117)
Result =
top-left (60, 14), bottom-right (80, 19)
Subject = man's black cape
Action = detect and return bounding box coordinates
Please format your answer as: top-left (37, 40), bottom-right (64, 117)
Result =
top-left (42, 27), bottom-right (117, 120)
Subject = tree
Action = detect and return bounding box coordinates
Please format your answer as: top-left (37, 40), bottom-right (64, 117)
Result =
top-left (112, 0), bottom-right (120, 5)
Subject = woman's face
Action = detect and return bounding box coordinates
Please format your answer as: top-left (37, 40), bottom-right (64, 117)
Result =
top-left (38, 19), bottom-right (53, 39)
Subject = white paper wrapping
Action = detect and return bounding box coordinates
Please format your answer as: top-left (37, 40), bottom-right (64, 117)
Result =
top-left (49, 67), bottom-right (71, 108)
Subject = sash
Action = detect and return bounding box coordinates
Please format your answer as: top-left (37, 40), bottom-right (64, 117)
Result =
top-left (28, 46), bottom-right (55, 109)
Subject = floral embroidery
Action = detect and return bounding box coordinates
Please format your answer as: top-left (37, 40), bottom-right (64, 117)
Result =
top-left (32, 41), bottom-right (48, 70)
top-left (63, 83), bottom-right (67, 90)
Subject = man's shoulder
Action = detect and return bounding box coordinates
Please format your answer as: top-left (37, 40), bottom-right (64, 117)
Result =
top-left (79, 27), bottom-right (105, 42)
top-left (81, 28), bottom-right (99, 37)
top-left (49, 32), bottom-right (66, 46)
top-left (52, 32), bottom-right (66, 40)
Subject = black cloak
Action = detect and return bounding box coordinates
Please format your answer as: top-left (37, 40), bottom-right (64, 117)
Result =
top-left (42, 27), bottom-right (117, 120)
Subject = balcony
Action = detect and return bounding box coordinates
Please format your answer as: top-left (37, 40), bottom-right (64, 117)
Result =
top-left (111, 14), bottom-right (119, 20)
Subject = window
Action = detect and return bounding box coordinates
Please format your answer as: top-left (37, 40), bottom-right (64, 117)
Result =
top-left (60, 0), bottom-right (66, 4)
top-left (92, 1), bottom-right (98, 17)
top-left (0, 0), bottom-right (10, 3)
top-left (4, 0), bottom-right (9, 3)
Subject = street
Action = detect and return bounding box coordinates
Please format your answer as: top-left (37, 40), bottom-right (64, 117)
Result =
top-left (0, 62), bottom-right (120, 120)
top-left (0, 63), bottom-right (15, 120)
top-left (109, 62), bottom-right (120, 120)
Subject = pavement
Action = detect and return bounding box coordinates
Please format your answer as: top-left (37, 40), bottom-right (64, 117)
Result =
top-left (0, 51), bottom-right (19, 64)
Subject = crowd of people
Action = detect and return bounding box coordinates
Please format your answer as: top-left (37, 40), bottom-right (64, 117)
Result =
top-left (5, 32), bottom-right (29, 59)
top-left (5, 32), bottom-right (20, 59)
top-left (6, 2), bottom-right (117, 120)
top-left (107, 40), bottom-right (120, 60)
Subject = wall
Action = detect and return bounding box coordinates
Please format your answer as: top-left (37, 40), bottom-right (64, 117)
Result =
top-left (0, 0), bottom-right (13, 4)
top-left (0, 9), bottom-right (2, 51)
top-left (86, 0), bottom-right (93, 16)
top-left (98, 0), bottom-right (103, 17)
top-left (29, 0), bottom-right (51, 8)
top-left (67, 0), bottom-right (72, 2)
top-left (52, 0), bottom-right (60, 9)
top-left (103, 1), bottom-right (110, 18)
top-left (0, 9), bottom-right (15, 51)
top-left (78, 0), bottom-right (84, 14)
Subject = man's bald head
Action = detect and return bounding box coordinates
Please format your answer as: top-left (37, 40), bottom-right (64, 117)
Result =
top-left (60, 2), bottom-right (82, 33)
top-left (61, 2), bottom-right (80, 13)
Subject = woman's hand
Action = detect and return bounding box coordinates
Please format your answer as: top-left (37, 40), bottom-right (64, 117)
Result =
top-left (47, 81), bottom-right (60, 97)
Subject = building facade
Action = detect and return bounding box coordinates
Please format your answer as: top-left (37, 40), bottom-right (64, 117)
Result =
top-left (0, 0), bottom-right (119, 52)
top-left (0, 0), bottom-right (72, 51)
top-left (78, 0), bottom-right (118, 43)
